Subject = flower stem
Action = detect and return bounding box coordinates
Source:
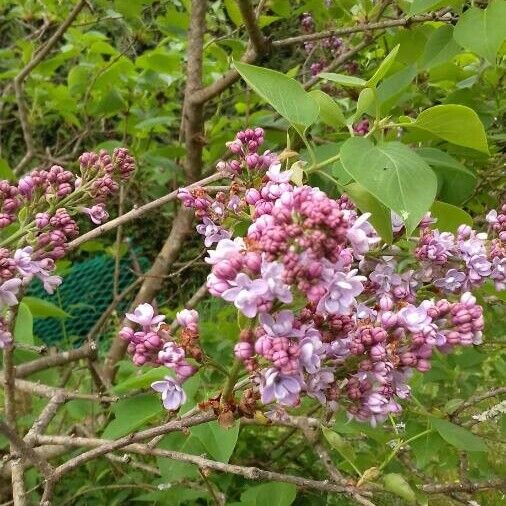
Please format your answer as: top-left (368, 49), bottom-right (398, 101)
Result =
top-left (221, 359), bottom-right (242, 403)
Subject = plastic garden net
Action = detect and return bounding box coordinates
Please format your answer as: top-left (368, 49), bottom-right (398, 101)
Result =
top-left (27, 254), bottom-right (148, 346)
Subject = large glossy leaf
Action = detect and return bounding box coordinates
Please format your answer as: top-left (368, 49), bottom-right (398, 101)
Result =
top-left (344, 182), bottom-right (393, 243)
top-left (430, 201), bottom-right (473, 233)
top-left (308, 90), bottom-right (346, 128)
top-left (409, 0), bottom-right (447, 14)
top-left (401, 105), bottom-right (489, 154)
top-left (235, 61), bottom-right (319, 128)
top-left (340, 138), bottom-right (437, 234)
top-left (419, 25), bottom-right (461, 70)
top-left (191, 420), bottom-right (239, 463)
top-left (454, 0), bottom-right (506, 64)
top-left (417, 147), bottom-right (476, 204)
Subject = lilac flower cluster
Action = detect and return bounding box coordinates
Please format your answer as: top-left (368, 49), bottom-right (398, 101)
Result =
top-left (299, 13), bottom-right (349, 77)
top-left (0, 148), bottom-right (135, 348)
top-left (172, 129), bottom-right (504, 425)
top-left (119, 304), bottom-right (200, 410)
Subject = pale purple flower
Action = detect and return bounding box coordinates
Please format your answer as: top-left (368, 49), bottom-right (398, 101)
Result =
top-left (221, 273), bottom-right (269, 318)
top-left (434, 269), bottom-right (466, 292)
top-left (467, 254), bottom-right (491, 282)
top-left (151, 376), bottom-right (186, 410)
top-left (299, 335), bottom-right (324, 373)
top-left (0, 278), bottom-right (22, 306)
top-left (266, 163), bottom-right (292, 183)
top-left (490, 257), bottom-right (506, 290)
top-left (176, 309), bottom-right (199, 327)
top-left (260, 260), bottom-right (292, 303)
top-left (38, 272), bottom-right (62, 294)
top-left (458, 233), bottom-right (487, 259)
top-left (317, 269), bottom-right (366, 315)
top-left (126, 303), bottom-right (165, 328)
top-left (158, 342), bottom-right (185, 367)
top-left (260, 310), bottom-right (297, 337)
top-left (82, 204), bottom-right (109, 225)
top-left (260, 368), bottom-right (303, 406)
top-left (346, 213), bottom-right (380, 257)
top-left (486, 209), bottom-right (498, 226)
top-left (196, 218), bottom-right (231, 247)
top-left (398, 301), bottom-right (432, 333)
top-left (227, 195), bottom-right (241, 212)
top-left (0, 328), bottom-right (12, 348)
top-left (14, 247), bottom-right (41, 277)
top-left (391, 211), bottom-right (404, 233)
top-left (205, 238), bottom-right (245, 265)
top-left (306, 368), bottom-right (334, 403)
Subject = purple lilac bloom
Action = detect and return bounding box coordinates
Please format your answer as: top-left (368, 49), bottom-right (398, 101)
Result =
top-left (434, 269), bottom-right (466, 292)
top-left (299, 335), bottom-right (324, 373)
top-left (317, 269), bottom-right (366, 315)
top-left (125, 303), bottom-right (165, 329)
top-left (260, 368), bottom-right (303, 406)
top-left (260, 310), bottom-right (298, 338)
top-left (151, 376), bottom-right (186, 410)
top-left (260, 260), bottom-right (292, 303)
top-left (82, 204), bottom-right (109, 225)
top-left (346, 213), bottom-right (380, 257)
top-left (0, 278), bottom-right (22, 307)
top-left (205, 238), bottom-right (245, 265)
top-left (196, 217), bottom-right (231, 247)
top-left (0, 328), bottom-right (12, 348)
top-left (221, 273), bottom-right (269, 318)
top-left (398, 301), bottom-right (432, 333)
top-left (266, 163), bottom-right (292, 183)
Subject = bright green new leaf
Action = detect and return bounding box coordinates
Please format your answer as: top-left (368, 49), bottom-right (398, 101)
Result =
top-left (238, 482), bottom-right (297, 506)
top-left (409, 0), bottom-right (447, 15)
top-left (224, 0), bottom-right (243, 26)
top-left (366, 44), bottom-right (399, 87)
top-left (401, 104), bottom-right (489, 154)
top-left (191, 420), bottom-right (239, 463)
top-left (308, 90), bottom-right (346, 128)
top-left (430, 201), bottom-right (473, 233)
top-left (431, 418), bottom-right (487, 452)
top-left (417, 147), bottom-right (476, 205)
top-left (383, 473), bottom-right (417, 504)
top-left (102, 394), bottom-right (162, 439)
top-left (234, 61), bottom-right (319, 128)
top-left (454, 0), bottom-right (506, 64)
top-left (14, 303), bottom-right (34, 345)
top-left (340, 138), bottom-right (437, 234)
top-left (318, 72), bottom-right (366, 87)
top-left (344, 182), bottom-right (393, 243)
top-left (322, 426), bottom-right (357, 463)
top-left (22, 296), bottom-right (70, 319)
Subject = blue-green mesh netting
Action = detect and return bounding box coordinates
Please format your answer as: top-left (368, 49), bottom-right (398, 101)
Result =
top-left (27, 254), bottom-right (148, 346)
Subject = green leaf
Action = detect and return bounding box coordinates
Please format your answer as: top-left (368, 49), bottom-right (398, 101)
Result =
top-left (355, 87), bottom-right (375, 121)
top-left (340, 138), bottom-right (437, 234)
top-left (224, 0), bottom-right (243, 26)
top-left (102, 394), bottom-right (162, 439)
top-left (417, 147), bottom-right (476, 205)
top-left (401, 104), bottom-right (489, 154)
top-left (454, 0), bottom-right (506, 64)
top-left (113, 368), bottom-right (170, 394)
top-left (308, 90), bottom-right (346, 128)
top-left (191, 420), bottom-right (239, 463)
top-left (322, 426), bottom-right (357, 463)
top-left (0, 158), bottom-right (14, 180)
top-left (239, 482), bottom-right (296, 506)
top-left (383, 473), bottom-right (417, 504)
top-left (366, 44), bottom-right (399, 87)
top-left (14, 303), bottom-right (34, 345)
top-left (409, 0), bottom-right (446, 15)
top-left (344, 182), bottom-right (393, 243)
top-left (419, 25), bottom-right (461, 70)
top-left (430, 201), bottom-right (473, 233)
top-left (431, 418), bottom-right (487, 452)
top-left (234, 61), bottom-right (318, 128)
top-left (319, 72), bottom-right (366, 87)
top-left (22, 297), bottom-right (70, 319)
